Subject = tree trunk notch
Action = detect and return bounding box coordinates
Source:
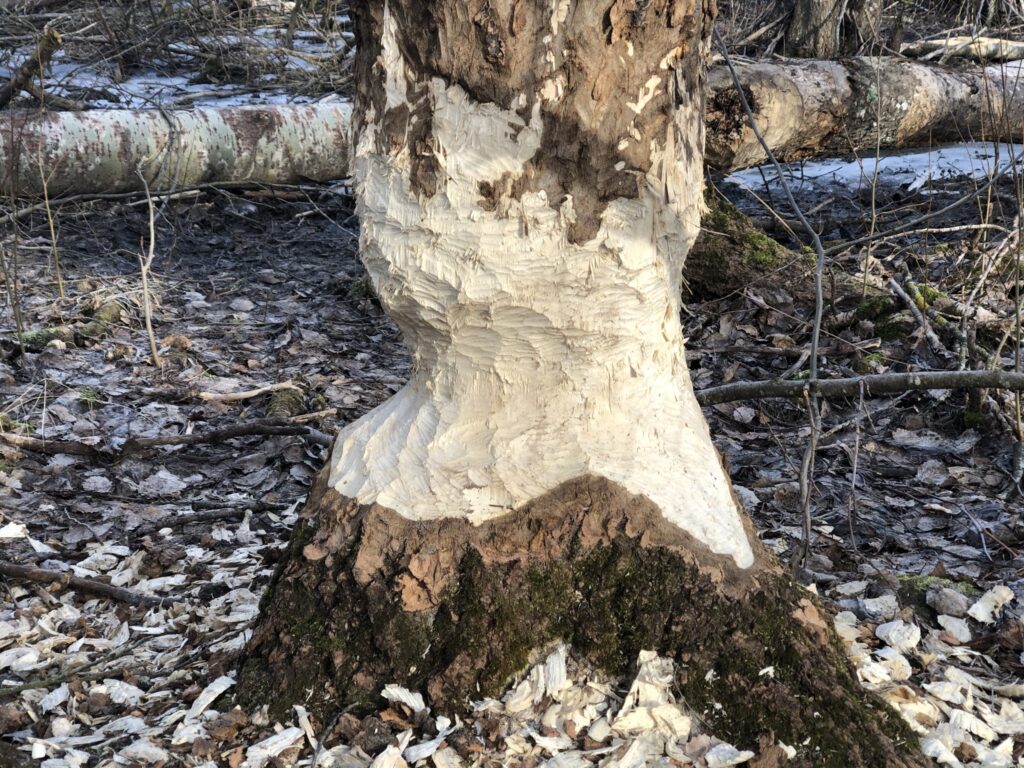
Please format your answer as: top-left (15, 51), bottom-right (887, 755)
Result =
top-left (240, 2), bottom-right (927, 765)
top-left (336, 0), bottom-right (751, 565)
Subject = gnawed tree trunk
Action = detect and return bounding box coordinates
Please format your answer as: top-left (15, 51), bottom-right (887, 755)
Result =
top-left (706, 56), bottom-right (1024, 170)
top-left (785, 0), bottom-right (845, 58)
top-left (0, 103), bottom-right (350, 197)
top-left (238, 3), bottom-right (925, 765)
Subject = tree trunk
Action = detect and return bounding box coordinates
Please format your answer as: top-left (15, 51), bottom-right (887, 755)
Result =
top-left (237, 3), bottom-right (925, 766)
top-left (783, 0), bottom-right (878, 57)
top-left (785, 0), bottom-right (845, 58)
top-left (0, 103), bottom-right (350, 197)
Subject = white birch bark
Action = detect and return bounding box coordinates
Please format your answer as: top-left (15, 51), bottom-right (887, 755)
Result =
top-left (0, 103), bottom-right (350, 197)
top-left (327, 5), bottom-right (754, 568)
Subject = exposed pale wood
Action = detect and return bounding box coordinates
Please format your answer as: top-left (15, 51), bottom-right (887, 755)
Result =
top-left (198, 381), bottom-right (301, 402)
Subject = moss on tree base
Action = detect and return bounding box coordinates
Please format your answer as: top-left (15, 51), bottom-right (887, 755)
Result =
top-left (238, 473), bottom-right (926, 768)
top-left (684, 193), bottom-right (811, 301)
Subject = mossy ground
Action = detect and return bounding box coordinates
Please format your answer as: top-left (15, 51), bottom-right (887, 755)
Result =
top-left (898, 573), bottom-right (981, 612)
top-left (684, 193), bottom-right (811, 300)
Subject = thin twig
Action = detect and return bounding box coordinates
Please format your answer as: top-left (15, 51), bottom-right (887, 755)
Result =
top-left (696, 369), bottom-right (1024, 406)
top-left (137, 169), bottom-right (162, 367)
top-left (714, 28), bottom-right (827, 572)
top-left (0, 419), bottom-right (331, 457)
top-left (0, 560), bottom-right (166, 608)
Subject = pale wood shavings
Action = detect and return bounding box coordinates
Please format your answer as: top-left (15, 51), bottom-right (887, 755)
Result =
top-left (833, 582), bottom-right (1024, 768)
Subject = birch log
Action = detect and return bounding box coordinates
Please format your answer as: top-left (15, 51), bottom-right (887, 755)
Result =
top-left (0, 102), bottom-right (351, 197)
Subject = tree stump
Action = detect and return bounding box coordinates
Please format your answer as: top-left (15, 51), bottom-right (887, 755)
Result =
top-left (239, 472), bottom-right (925, 768)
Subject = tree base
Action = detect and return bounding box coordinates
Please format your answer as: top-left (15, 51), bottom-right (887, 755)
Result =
top-left (239, 473), bottom-right (925, 768)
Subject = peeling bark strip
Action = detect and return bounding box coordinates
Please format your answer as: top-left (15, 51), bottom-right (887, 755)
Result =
top-left (0, 103), bottom-right (351, 197)
top-left (706, 56), bottom-right (1024, 170)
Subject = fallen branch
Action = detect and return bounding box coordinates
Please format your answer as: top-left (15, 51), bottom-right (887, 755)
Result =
top-left (21, 78), bottom-right (86, 111)
top-left (901, 36), bottom-right (1024, 62)
top-left (0, 419), bottom-right (332, 457)
top-left (0, 560), bottom-right (165, 608)
top-left (131, 508), bottom-right (248, 538)
top-left (199, 381), bottom-right (301, 402)
top-left (888, 278), bottom-right (948, 358)
top-left (124, 421), bottom-right (330, 448)
top-left (696, 369), bottom-right (1024, 407)
top-left (0, 432), bottom-right (99, 458)
top-left (0, 26), bottom-right (61, 109)
top-left (0, 643), bottom-right (139, 700)
top-left (705, 56), bottom-right (1024, 170)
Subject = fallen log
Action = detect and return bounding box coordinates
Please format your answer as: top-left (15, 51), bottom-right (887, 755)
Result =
top-left (706, 56), bottom-right (1024, 170)
top-left (0, 102), bottom-right (351, 197)
top-left (0, 560), bottom-right (165, 608)
top-left (901, 36), bottom-right (1024, 63)
top-left (2, 57), bottom-right (1023, 196)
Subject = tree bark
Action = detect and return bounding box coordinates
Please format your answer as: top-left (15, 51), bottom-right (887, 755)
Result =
top-left (237, 2), bottom-right (926, 765)
top-left (0, 103), bottom-right (350, 197)
top-left (783, 0), bottom-right (879, 57)
top-left (784, 0), bottom-right (845, 58)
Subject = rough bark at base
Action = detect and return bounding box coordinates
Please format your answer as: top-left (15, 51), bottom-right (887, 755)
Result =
top-left (239, 472), bottom-right (926, 768)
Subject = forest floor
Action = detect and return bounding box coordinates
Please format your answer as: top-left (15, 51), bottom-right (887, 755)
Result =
top-left (3, 1), bottom-right (1024, 767)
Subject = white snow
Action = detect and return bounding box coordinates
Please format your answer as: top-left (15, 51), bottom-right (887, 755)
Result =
top-left (725, 142), bottom-right (1024, 196)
